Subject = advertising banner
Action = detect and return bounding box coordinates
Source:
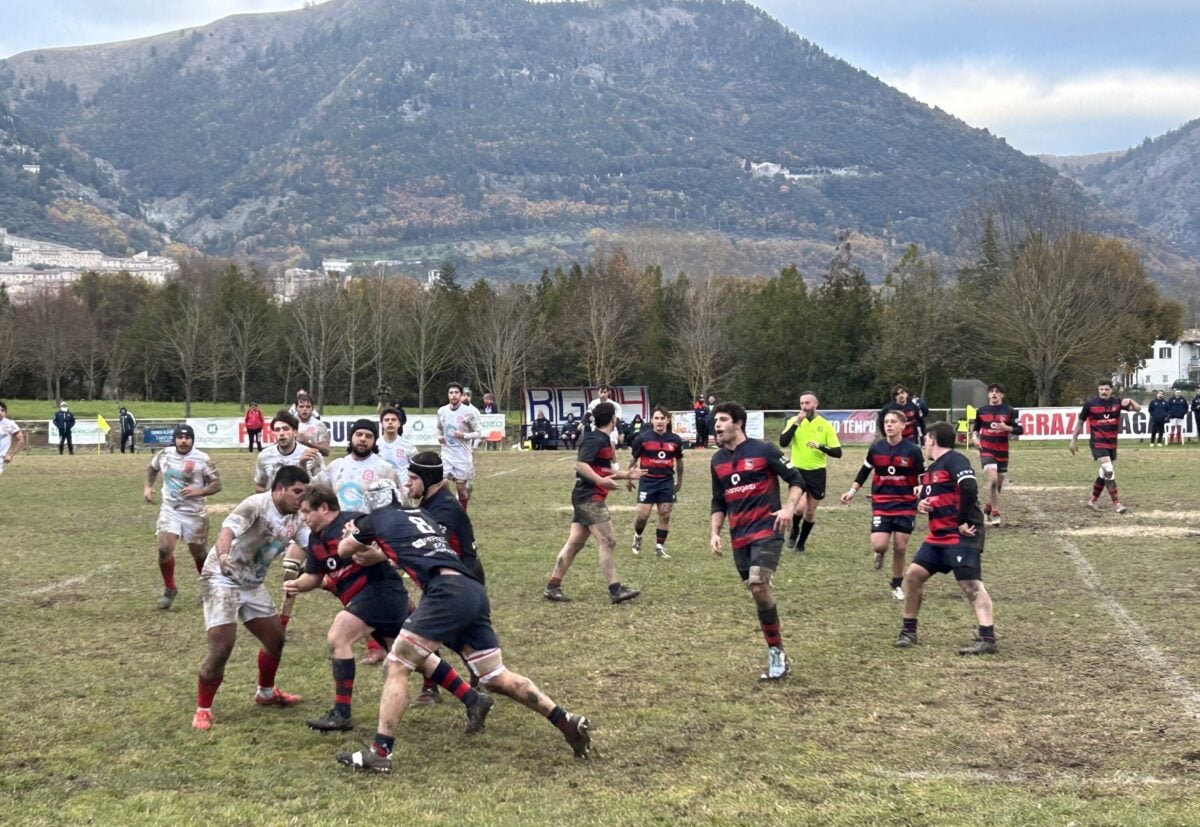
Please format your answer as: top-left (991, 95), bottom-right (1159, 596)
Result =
top-left (179, 411), bottom-right (508, 450)
top-left (48, 419), bottom-right (107, 445)
top-left (142, 426), bottom-right (178, 447)
top-left (777, 409), bottom-right (879, 444)
top-left (1013, 408), bottom-right (1196, 440)
top-left (524, 386), bottom-right (651, 425)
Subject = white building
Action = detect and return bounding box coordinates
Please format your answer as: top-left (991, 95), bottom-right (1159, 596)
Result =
top-left (1118, 331), bottom-right (1200, 389)
top-left (0, 227), bottom-right (177, 297)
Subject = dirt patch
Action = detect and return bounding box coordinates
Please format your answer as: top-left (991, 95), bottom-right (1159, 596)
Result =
top-left (1058, 526), bottom-right (1200, 538)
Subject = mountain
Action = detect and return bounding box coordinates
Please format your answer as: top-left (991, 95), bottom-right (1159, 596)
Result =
top-left (0, 0), bottom-right (1194, 285)
top-left (1068, 119), bottom-right (1200, 262)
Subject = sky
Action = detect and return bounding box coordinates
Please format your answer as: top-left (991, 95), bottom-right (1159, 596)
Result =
top-left (3, 1), bottom-right (1199, 156)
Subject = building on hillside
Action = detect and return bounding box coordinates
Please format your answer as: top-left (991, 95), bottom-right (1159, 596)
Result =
top-left (0, 227), bottom-right (177, 301)
top-left (1116, 332), bottom-right (1200, 389)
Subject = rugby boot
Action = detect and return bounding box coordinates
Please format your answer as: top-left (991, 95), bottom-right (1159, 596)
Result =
top-left (959, 638), bottom-right (998, 655)
top-left (990, 510), bottom-right (1001, 527)
top-left (610, 585), bottom-right (641, 604)
top-left (631, 535), bottom-right (642, 556)
top-left (191, 709), bottom-right (213, 730)
top-left (157, 587), bottom-right (178, 610)
top-left (543, 586), bottom-right (572, 602)
top-left (337, 744), bottom-right (392, 773)
top-left (464, 692), bottom-right (494, 734)
top-left (255, 688), bottom-right (302, 707)
top-left (759, 646), bottom-right (789, 681)
top-left (1086, 498), bottom-right (1101, 512)
top-left (894, 629), bottom-right (918, 648)
top-left (872, 551), bottom-right (884, 570)
top-left (562, 713), bottom-right (592, 759)
top-left (655, 544), bottom-right (670, 560)
top-left (1114, 502), bottom-right (1128, 514)
top-left (786, 530), bottom-right (800, 551)
top-left (891, 585), bottom-right (905, 601)
top-left (412, 686), bottom-right (441, 706)
top-left (307, 709), bottom-right (354, 732)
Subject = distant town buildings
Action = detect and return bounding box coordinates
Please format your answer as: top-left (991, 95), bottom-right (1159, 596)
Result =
top-left (0, 227), bottom-right (178, 302)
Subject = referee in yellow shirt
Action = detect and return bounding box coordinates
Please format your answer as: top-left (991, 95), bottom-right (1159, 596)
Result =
top-left (779, 390), bottom-right (842, 552)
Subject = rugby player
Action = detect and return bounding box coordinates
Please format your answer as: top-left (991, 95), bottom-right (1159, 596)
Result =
top-left (295, 395), bottom-right (331, 458)
top-left (1069, 379), bottom-right (1140, 513)
top-left (877, 384), bottom-right (925, 444)
top-left (377, 407), bottom-right (415, 482)
top-left (192, 465), bottom-right (311, 730)
top-left (628, 406), bottom-right (684, 560)
top-left (709, 401), bottom-right (805, 681)
top-left (895, 422), bottom-right (996, 654)
top-left (254, 410), bottom-right (324, 493)
top-left (970, 383), bottom-right (1023, 526)
top-left (840, 410), bottom-right (924, 600)
top-left (0, 401), bottom-right (26, 477)
top-left (436, 383), bottom-right (483, 510)
top-left (144, 424), bottom-right (223, 610)
top-left (315, 419), bottom-right (399, 513)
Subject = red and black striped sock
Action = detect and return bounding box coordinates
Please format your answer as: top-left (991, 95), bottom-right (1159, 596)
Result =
top-left (1091, 478), bottom-right (1105, 499)
top-left (332, 658), bottom-right (355, 717)
top-left (197, 675), bottom-right (223, 708)
top-left (758, 606), bottom-right (782, 648)
top-left (160, 555), bottom-right (176, 590)
top-left (655, 528), bottom-right (669, 545)
top-left (1105, 479), bottom-right (1120, 503)
top-left (428, 658), bottom-right (479, 706)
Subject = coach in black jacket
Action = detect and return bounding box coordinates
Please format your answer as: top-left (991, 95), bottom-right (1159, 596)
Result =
top-left (1147, 391), bottom-right (1169, 446)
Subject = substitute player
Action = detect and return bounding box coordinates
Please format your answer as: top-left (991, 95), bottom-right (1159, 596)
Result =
top-left (335, 500), bottom-right (590, 771)
top-left (192, 465), bottom-right (311, 730)
top-left (971, 383), bottom-right (1023, 526)
top-left (144, 424), bottom-right (223, 610)
top-left (437, 383), bottom-right (483, 510)
top-left (779, 390), bottom-right (842, 553)
top-left (255, 410), bottom-right (325, 493)
top-left (629, 406), bottom-right (684, 560)
top-left (840, 410), bottom-right (924, 600)
top-left (544, 401), bottom-right (643, 605)
top-left (895, 422), bottom-right (995, 655)
top-left (1069, 379), bottom-right (1140, 514)
top-left (710, 401), bottom-right (805, 681)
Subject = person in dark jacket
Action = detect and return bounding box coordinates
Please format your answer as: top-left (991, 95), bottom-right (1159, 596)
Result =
top-left (1168, 389), bottom-right (1190, 445)
top-left (119, 406), bottom-right (138, 453)
top-left (53, 402), bottom-right (76, 455)
top-left (1147, 391), bottom-right (1169, 446)
top-left (693, 396), bottom-right (708, 449)
top-left (562, 413), bottom-right (580, 450)
top-left (531, 413), bottom-right (553, 451)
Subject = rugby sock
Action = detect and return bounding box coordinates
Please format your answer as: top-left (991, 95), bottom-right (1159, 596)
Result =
top-left (548, 705), bottom-right (574, 733)
top-left (902, 617), bottom-right (918, 633)
top-left (608, 582), bottom-right (624, 597)
top-left (280, 615), bottom-right (291, 630)
top-left (978, 624), bottom-right (995, 642)
top-left (366, 638), bottom-right (384, 655)
top-left (428, 658), bottom-right (479, 705)
top-left (655, 528), bottom-right (669, 546)
top-left (332, 658), bottom-right (355, 717)
top-left (197, 675), bottom-right (223, 709)
top-left (798, 519), bottom-right (815, 547)
top-left (372, 733), bottom-right (395, 757)
top-left (1105, 479), bottom-right (1120, 503)
top-left (1091, 478), bottom-right (1105, 500)
top-left (160, 555), bottom-right (176, 590)
top-left (257, 649), bottom-right (280, 692)
top-left (890, 577), bottom-right (903, 590)
top-left (547, 576), bottom-right (563, 590)
top-left (758, 606), bottom-right (782, 648)
top-left (789, 515), bottom-right (801, 537)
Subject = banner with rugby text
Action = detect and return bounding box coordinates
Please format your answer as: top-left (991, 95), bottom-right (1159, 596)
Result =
top-left (523, 386), bottom-right (651, 425)
top-left (182, 412), bottom-right (507, 450)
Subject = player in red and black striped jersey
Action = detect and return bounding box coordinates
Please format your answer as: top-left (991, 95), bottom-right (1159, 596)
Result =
top-left (877, 384), bottom-right (926, 444)
top-left (629, 406), bottom-right (685, 560)
top-left (895, 422), bottom-right (997, 655)
top-left (1069, 379), bottom-right (1140, 514)
top-left (970, 383), bottom-right (1024, 527)
top-left (709, 401), bottom-right (805, 681)
top-left (287, 485), bottom-right (420, 732)
top-left (545, 401), bottom-right (644, 605)
top-left (840, 410), bottom-right (924, 600)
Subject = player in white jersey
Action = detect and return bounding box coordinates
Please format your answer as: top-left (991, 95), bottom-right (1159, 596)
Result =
top-left (377, 407), bottom-right (415, 482)
top-left (0, 401), bottom-right (25, 478)
top-left (192, 464), bottom-right (312, 731)
top-left (437, 382), bottom-right (483, 509)
top-left (295, 396), bottom-right (331, 458)
top-left (144, 424), bottom-right (223, 610)
top-left (316, 419), bottom-right (399, 512)
top-left (588, 386), bottom-right (625, 447)
top-left (255, 410), bottom-right (325, 492)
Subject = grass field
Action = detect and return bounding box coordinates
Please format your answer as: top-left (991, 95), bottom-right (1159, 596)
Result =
top-left (3, 440), bottom-right (1200, 826)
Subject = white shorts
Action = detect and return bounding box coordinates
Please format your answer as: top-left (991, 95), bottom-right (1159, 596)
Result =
top-left (443, 451), bottom-right (475, 483)
top-left (157, 508), bottom-right (210, 545)
top-left (1170, 418), bottom-right (1186, 430)
top-left (200, 576), bottom-right (277, 629)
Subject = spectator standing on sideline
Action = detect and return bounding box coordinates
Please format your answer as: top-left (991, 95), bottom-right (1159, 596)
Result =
top-left (119, 406), bottom-right (138, 454)
top-left (244, 403), bottom-right (265, 452)
top-left (1168, 389), bottom-right (1190, 444)
top-left (1191, 390), bottom-right (1200, 443)
top-left (706, 395), bottom-right (717, 446)
top-left (1147, 391), bottom-right (1169, 447)
top-left (53, 402), bottom-right (76, 455)
top-left (693, 396), bottom-right (709, 449)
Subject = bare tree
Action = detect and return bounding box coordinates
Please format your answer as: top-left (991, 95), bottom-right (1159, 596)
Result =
top-left (220, 275), bottom-right (275, 410)
top-left (0, 304), bottom-right (23, 391)
top-left (14, 289), bottom-right (89, 400)
top-left (395, 279), bottom-right (456, 409)
top-left (667, 277), bottom-right (734, 398)
top-left (158, 284), bottom-right (209, 416)
top-left (570, 250), bottom-right (640, 385)
top-left (286, 281), bottom-right (348, 410)
top-left (466, 283), bottom-right (541, 409)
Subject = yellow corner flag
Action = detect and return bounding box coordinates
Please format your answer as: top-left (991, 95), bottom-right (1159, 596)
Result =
top-left (96, 414), bottom-right (111, 433)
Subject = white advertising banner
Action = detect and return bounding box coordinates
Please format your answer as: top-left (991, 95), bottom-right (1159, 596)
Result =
top-left (524, 386), bottom-right (651, 425)
top-left (1012, 407), bottom-right (1196, 441)
top-left (48, 419), bottom-right (108, 445)
top-left (182, 412), bottom-right (508, 450)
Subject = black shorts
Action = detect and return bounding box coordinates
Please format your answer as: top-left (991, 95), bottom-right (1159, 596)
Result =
top-left (346, 581), bottom-right (410, 645)
top-left (1090, 445), bottom-right (1117, 462)
top-left (979, 454), bottom-right (1008, 474)
top-left (636, 476), bottom-right (676, 505)
top-left (733, 538), bottom-right (783, 581)
top-left (871, 514), bottom-right (915, 535)
top-left (402, 574), bottom-right (499, 653)
top-left (797, 468), bottom-right (827, 500)
top-left (913, 539), bottom-right (983, 582)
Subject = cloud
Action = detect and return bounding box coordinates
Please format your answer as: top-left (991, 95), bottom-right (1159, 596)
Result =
top-left (883, 61), bottom-right (1200, 153)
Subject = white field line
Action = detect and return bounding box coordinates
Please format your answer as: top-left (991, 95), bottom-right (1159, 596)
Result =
top-left (1059, 526), bottom-right (1200, 538)
top-left (875, 768), bottom-right (1200, 787)
top-left (1020, 495), bottom-right (1200, 730)
top-left (485, 468), bottom-right (518, 478)
top-left (7, 563), bottom-right (116, 606)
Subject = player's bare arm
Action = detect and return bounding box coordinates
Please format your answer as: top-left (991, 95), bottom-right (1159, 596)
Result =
top-left (282, 571), bottom-right (324, 597)
top-left (674, 458), bottom-right (684, 493)
top-left (144, 466), bottom-right (159, 503)
top-left (181, 468), bottom-right (223, 499)
top-left (3, 428), bottom-right (24, 464)
top-left (214, 526), bottom-right (236, 574)
top-left (1123, 397), bottom-right (1141, 412)
top-left (710, 511), bottom-right (725, 556)
top-left (772, 483), bottom-right (803, 535)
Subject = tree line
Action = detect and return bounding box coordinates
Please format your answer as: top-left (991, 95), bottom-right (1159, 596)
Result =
top-left (0, 217), bottom-right (1180, 414)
